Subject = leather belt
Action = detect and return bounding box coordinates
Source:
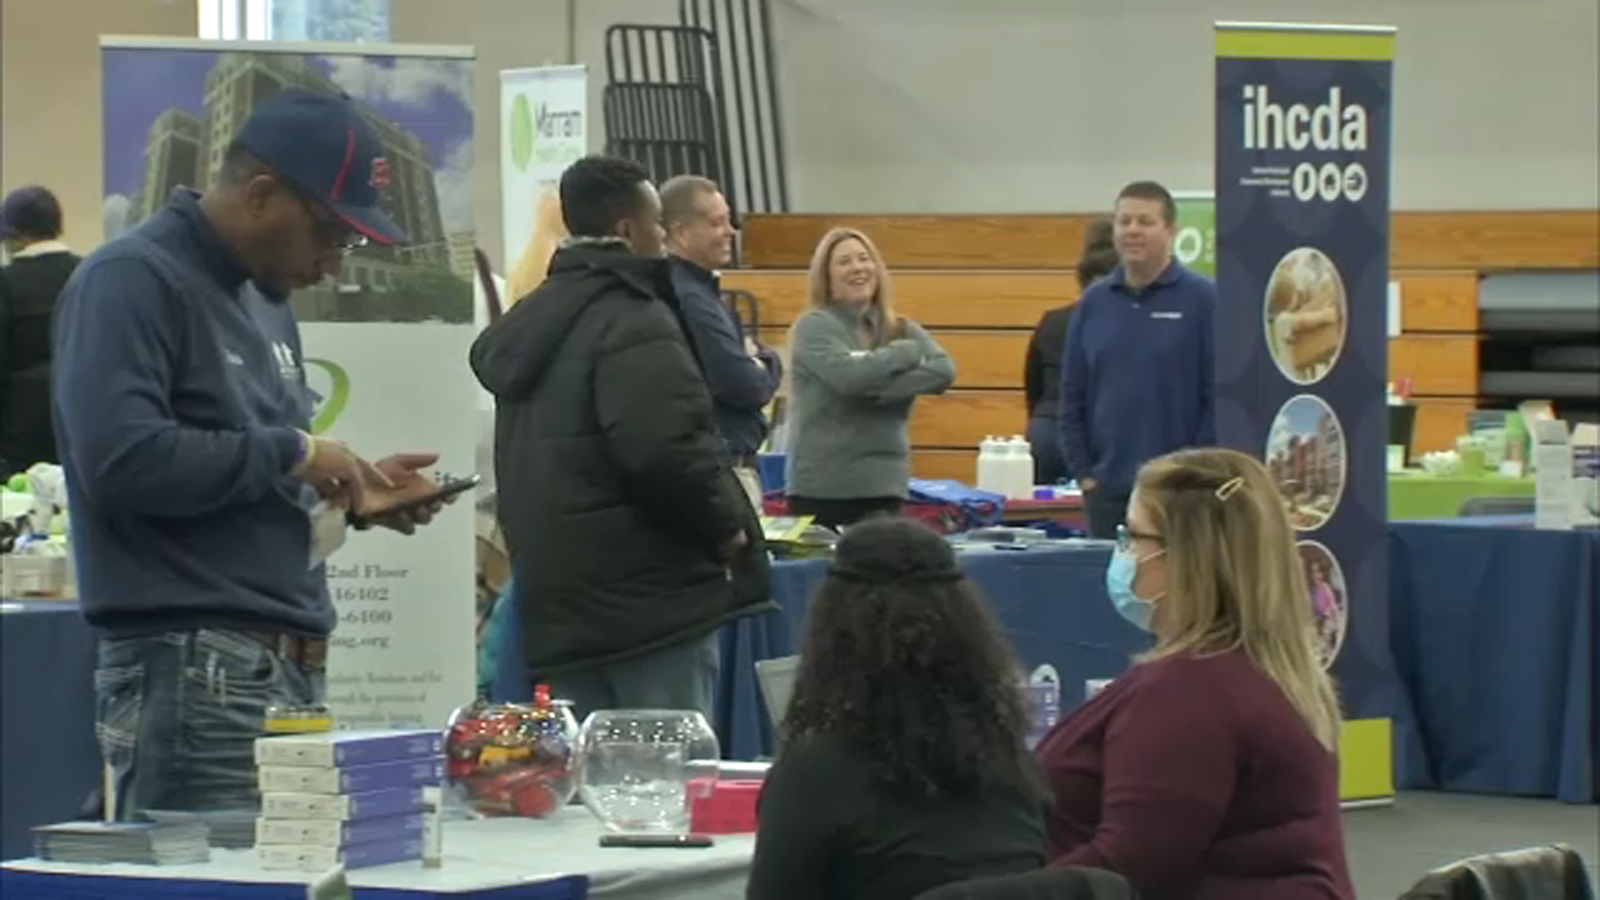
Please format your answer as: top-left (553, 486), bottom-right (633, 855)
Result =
top-left (241, 630), bottom-right (329, 672)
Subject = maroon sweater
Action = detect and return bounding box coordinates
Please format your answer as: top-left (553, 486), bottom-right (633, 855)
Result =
top-left (1033, 649), bottom-right (1353, 900)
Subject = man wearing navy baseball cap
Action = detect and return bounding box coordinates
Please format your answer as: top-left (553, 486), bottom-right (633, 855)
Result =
top-left (53, 88), bottom-right (445, 817)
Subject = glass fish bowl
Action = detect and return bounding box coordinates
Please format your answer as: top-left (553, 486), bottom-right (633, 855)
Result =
top-left (576, 710), bottom-right (720, 834)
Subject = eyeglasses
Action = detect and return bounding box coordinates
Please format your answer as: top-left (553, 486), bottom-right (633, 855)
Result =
top-left (293, 190), bottom-right (368, 255)
top-left (1115, 524), bottom-right (1164, 553)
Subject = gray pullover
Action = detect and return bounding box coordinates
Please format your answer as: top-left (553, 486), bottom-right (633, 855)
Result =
top-left (784, 303), bottom-right (955, 499)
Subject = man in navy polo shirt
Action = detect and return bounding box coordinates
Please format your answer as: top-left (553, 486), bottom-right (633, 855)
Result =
top-left (1059, 181), bottom-right (1215, 538)
top-left (53, 89), bottom-right (445, 816)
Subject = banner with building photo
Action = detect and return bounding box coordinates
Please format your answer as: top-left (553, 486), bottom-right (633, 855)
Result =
top-left (499, 65), bottom-right (587, 305)
top-left (1213, 23), bottom-right (1404, 802)
top-left (101, 37), bottom-right (478, 730)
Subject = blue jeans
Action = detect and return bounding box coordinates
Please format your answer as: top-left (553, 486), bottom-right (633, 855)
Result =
top-left (94, 629), bottom-right (323, 818)
top-left (545, 631), bottom-right (720, 726)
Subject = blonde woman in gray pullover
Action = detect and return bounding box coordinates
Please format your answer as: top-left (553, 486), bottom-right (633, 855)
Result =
top-left (784, 228), bottom-right (955, 529)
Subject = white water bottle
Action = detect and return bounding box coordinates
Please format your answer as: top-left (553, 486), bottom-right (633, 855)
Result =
top-left (1007, 435), bottom-right (1035, 500)
top-left (976, 435), bottom-right (1003, 493)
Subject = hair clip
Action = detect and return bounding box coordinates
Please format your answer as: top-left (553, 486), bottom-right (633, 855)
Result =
top-left (828, 564), bottom-right (963, 586)
top-left (1214, 476), bottom-right (1245, 501)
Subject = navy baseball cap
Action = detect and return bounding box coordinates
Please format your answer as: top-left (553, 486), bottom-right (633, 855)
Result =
top-left (0, 186), bottom-right (63, 240)
top-left (233, 88), bottom-right (407, 246)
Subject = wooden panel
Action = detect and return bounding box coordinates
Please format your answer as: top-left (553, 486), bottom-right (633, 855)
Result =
top-left (1388, 335), bottom-right (1478, 397)
top-left (1398, 273), bottom-right (1479, 332)
top-left (909, 400), bottom-right (1472, 469)
top-left (735, 269), bottom-right (1471, 334)
top-left (742, 214), bottom-right (1090, 269)
top-left (908, 410), bottom-right (1474, 472)
top-left (758, 327), bottom-right (1031, 390)
top-left (933, 332), bottom-right (1031, 389)
top-left (1391, 211), bottom-right (1599, 271)
top-left (908, 390), bottom-right (1028, 448)
top-left (912, 449), bottom-right (979, 482)
top-left (909, 407), bottom-right (1473, 473)
top-left (742, 211), bottom-right (1600, 271)
top-left (1411, 398), bottom-right (1476, 455)
top-left (723, 269), bottom-right (1077, 329)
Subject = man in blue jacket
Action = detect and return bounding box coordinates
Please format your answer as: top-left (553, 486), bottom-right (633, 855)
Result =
top-left (661, 176), bottom-right (782, 510)
top-left (53, 89), bottom-right (444, 816)
top-left (1059, 181), bottom-right (1215, 538)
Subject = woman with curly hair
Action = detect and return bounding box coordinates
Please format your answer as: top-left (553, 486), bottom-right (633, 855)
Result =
top-left (746, 517), bottom-right (1048, 900)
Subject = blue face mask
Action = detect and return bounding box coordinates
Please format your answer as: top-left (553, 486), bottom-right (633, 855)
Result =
top-left (1106, 547), bottom-right (1164, 631)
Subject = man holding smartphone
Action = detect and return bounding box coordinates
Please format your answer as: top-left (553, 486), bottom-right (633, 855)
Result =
top-left (53, 90), bottom-right (447, 817)
top-left (471, 156), bottom-right (772, 722)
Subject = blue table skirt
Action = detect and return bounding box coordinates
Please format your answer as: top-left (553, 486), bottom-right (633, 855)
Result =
top-left (0, 603), bottom-right (100, 861)
top-left (1389, 520), bottom-right (1598, 803)
top-left (716, 545), bottom-right (1149, 760)
top-left (492, 545), bottom-right (1148, 761)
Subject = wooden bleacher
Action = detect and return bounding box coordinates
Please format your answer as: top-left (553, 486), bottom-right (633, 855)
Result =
top-left (729, 211), bottom-right (1600, 483)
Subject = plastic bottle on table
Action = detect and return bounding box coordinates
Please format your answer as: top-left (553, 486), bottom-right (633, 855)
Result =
top-left (1006, 436), bottom-right (1035, 500)
top-left (976, 435), bottom-right (1003, 494)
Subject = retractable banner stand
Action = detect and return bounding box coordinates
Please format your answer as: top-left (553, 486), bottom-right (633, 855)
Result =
top-left (1213, 23), bottom-right (1402, 804)
top-left (1172, 191), bottom-right (1215, 280)
top-left (499, 64), bottom-right (587, 304)
top-left (101, 38), bottom-right (478, 730)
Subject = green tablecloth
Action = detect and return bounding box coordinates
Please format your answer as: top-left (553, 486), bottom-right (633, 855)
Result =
top-left (1387, 473), bottom-right (1536, 520)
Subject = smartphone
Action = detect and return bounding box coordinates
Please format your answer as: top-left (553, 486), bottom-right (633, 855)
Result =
top-left (348, 474), bottom-right (480, 528)
top-left (598, 833), bottom-right (714, 849)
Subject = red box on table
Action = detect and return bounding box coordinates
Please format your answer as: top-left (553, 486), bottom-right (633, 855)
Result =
top-left (688, 779), bottom-right (763, 834)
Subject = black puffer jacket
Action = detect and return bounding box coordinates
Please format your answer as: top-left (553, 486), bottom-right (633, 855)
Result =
top-left (470, 243), bottom-right (773, 677)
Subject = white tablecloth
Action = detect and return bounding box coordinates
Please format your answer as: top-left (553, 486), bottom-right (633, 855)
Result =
top-left (1, 808), bottom-right (755, 898)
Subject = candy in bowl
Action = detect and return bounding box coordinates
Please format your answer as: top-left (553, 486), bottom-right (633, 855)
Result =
top-left (445, 686), bottom-right (579, 818)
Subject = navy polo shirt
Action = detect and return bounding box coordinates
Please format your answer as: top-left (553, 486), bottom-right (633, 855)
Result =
top-left (1058, 260), bottom-right (1216, 493)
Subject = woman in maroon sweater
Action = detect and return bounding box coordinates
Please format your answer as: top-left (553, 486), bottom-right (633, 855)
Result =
top-left (1034, 448), bottom-right (1354, 900)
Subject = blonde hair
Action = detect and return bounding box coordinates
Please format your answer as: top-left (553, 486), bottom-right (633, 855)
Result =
top-left (806, 227), bottom-right (897, 347)
top-left (1134, 448), bottom-right (1342, 751)
top-left (505, 185), bottom-right (567, 305)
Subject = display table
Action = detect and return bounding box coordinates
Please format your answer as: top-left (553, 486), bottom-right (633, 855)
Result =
top-left (1387, 472), bottom-right (1535, 520)
top-left (999, 496), bottom-right (1085, 530)
top-left (0, 601), bottom-right (101, 861)
top-left (717, 542), bottom-right (1144, 760)
top-left (10, 519), bottom-right (1593, 865)
top-left (0, 807), bottom-right (755, 898)
top-left (1389, 518), bottom-right (1598, 802)
top-left (754, 454), bottom-right (1085, 530)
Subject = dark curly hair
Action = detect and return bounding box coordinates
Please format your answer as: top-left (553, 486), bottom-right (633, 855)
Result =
top-left (781, 517), bottom-right (1035, 799)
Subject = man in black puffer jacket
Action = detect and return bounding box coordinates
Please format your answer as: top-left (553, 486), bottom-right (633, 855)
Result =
top-left (470, 156), bottom-right (772, 720)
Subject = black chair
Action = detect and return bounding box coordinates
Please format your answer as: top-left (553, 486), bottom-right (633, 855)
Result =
top-left (722, 288), bottom-right (760, 337)
top-left (1398, 844), bottom-right (1595, 900)
top-left (603, 81), bottom-right (725, 190)
top-left (916, 867), bottom-right (1139, 900)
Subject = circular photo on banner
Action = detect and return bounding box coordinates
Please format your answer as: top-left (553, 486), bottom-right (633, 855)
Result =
top-left (1264, 247), bottom-right (1347, 385)
top-left (1297, 540), bottom-right (1348, 670)
top-left (1265, 394), bottom-right (1347, 531)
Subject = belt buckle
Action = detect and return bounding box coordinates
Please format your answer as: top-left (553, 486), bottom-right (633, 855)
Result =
top-left (304, 638), bottom-right (327, 672)
top-left (274, 633), bottom-right (298, 664)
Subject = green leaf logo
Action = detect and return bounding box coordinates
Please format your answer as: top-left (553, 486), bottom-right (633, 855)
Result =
top-left (509, 93), bottom-right (534, 172)
top-left (305, 358), bottom-right (351, 435)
